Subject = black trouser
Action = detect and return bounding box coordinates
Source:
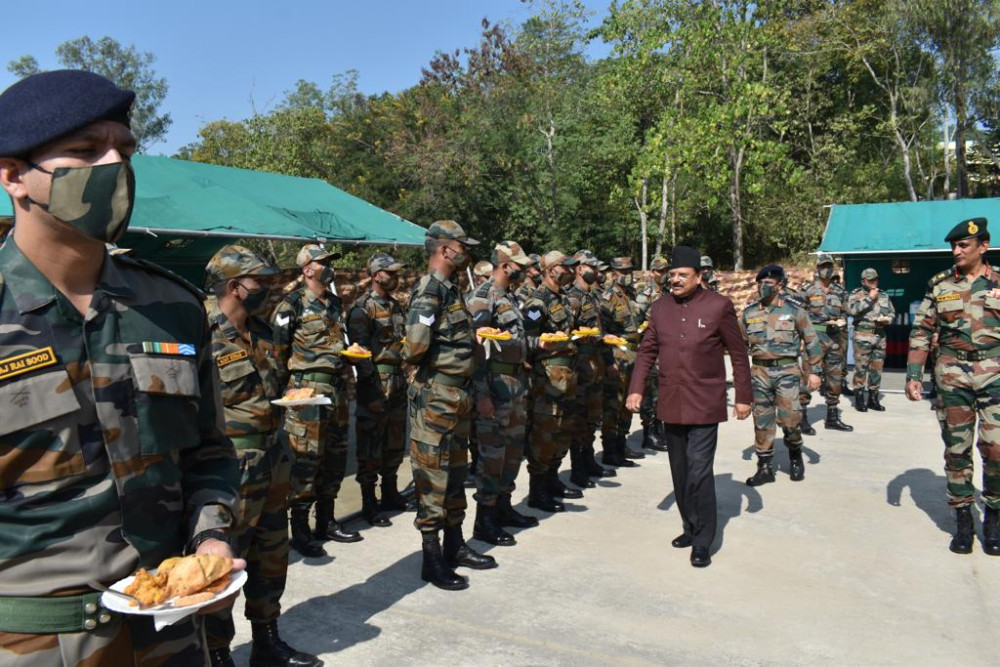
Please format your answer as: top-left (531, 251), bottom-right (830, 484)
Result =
top-left (664, 423), bottom-right (719, 549)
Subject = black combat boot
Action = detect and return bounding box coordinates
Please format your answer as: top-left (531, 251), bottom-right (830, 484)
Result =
top-left (421, 531), bottom-right (467, 590)
top-left (611, 434), bottom-right (639, 468)
top-left (950, 505), bottom-right (974, 554)
top-left (473, 503), bottom-right (516, 546)
top-left (527, 474), bottom-right (565, 512)
top-left (868, 391), bottom-right (886, 412)
top-left (496, 493), bottom-right (539, 528)
top-left (443, 525), bottom-right (498, 570)
top-left (209, 647), bottom-right (235, 667)
top-left (746, 455), bottom-right (775, 487)
top-left (983, 507), bottom-right (1000, 556)
top-left (788, 448), bottom-right (805, 482)
top-left (800, 407), bottom-right (816, 436)
top-left (360, 482), bottom-right (391, 527)
top-left (824, 406), bottom-right (854, 432)
top-left (380, 473), bottom-right (416, 512)
top-left (585, 442), bottom-right (616, 477)
top-left (289, 504), bottom-right (325, 558)
top-left (569, 446), bottom-right (596, 489)
top-left (548, 467), bottom-right (584, 499)
top-left (314, 499), bottom-right (363, 543)
top-left (854, 389), bottom-right (868, 413)
top-left (249, 620), bottom-right (321, 667)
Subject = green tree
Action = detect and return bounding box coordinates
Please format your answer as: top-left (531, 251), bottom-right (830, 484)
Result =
top-left (8, 36), bottom-right (172, 151)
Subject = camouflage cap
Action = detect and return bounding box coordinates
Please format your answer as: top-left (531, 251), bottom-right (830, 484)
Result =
top-left (572, 249), bottom-right (601, 267)
top-left (527, 253), bottom-right (541, 266)
top-left (649, 255), bottom-right (669, 270)
top-left (539, 250), bottom-right (579, 270)
top-left (944, 217), bottom-right (988, 243)
top-left (815, 252), bottom-right (834, 266)
top-left (700, 255), bottom-right (714, 268)
top-left (473, 260), bottom-right (494, 277)
top-left (493, 240), bottom-right (533, 266)
top-left (597, 260), bottom-right (610, 272)
top-left (206, 244), bottom-right (279, 287)
top-left (296, 243), bottom-right (340, 268)
top-left (368, 252), bottom-right (404, 274)
top-left (427, 220), bottom-right (479, 245)
top-left (609, 257), bottom-right (634, 270)
top-left (861, 268), bottom-right (879, 280)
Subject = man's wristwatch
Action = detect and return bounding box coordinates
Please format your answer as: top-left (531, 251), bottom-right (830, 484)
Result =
top-left (186, 529), bottom-right (232, 555)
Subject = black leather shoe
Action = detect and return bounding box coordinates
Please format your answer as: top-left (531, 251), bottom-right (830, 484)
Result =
top-left (527, 475), bottom-right (565, 512)
top-left (824, 407), bottom-right (854, 432)
top-left (586, 445), bottom-right (617, 477)
top-left (841, 384), bottom-right (854, 397)
top-left (800, 408), bottom-right (816, 436)
top-left (361, 483), bottom-right (392, 528)
top-left (950, 506), bottom-right (974, 554)
top-left (690, 546), bottom-right (711, 567)
top-left (421, 532), bottom-right (468, 590)
top-left (381, 475), bottom-right (417, 512)
top-left (624, 446), bottom-right (646, 460)
top-left (314, 500), bottom-right (364, 543)
top-left (289, 507), bottom-right (326, 558)
top-left (984, 507), bottom-right (1000, 556)
top-left (671, 534), bottom-right (692, 549)
top-left (443, 526), bottom-right (498, 570)
top-left (854, 390), bottom-right (868, 413)
top-left (788, 449), bottom-right (805, 482)
top-left (496, 495), bottom-right (539, 528)
top-left (746, 458), bottom-right (775, 487)
top-left (548, 470), bottom-right (584, 499)
top-left (249, 621), bottom-right (321, 667)
top-left (210, 648), bottom-right (235, 667)
top-left (473, 504), bottom-right (516, 547)
top-left (868, 392), bottom-right (886, 411)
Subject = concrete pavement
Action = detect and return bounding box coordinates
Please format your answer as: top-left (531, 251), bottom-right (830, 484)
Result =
top-left (229, 372), bottom-right (1000, 665)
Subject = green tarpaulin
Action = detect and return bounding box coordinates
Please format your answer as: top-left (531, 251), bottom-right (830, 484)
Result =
top-left (819, 198), bottom-right (1000, 254)
top-left (1, 155), bottom-right (425, 282)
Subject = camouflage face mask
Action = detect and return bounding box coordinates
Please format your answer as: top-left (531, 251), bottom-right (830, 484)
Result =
top-left (27, 161), bottom-right (135, 243)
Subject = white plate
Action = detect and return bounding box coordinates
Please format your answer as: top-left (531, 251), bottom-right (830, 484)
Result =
top-left (270, 396), bottom-right (332, 407)
top-left (101, 569), bottom-right (247, 616)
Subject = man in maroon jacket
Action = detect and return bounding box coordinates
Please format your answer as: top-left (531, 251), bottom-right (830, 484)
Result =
top-left (626, 246), bottom-right (752, 568)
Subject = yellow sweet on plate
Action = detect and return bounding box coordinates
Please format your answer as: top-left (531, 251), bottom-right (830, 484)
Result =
top-left (571, 327), bottom-right (600, 338)
top-left (477, 327), bottom-right (513, 341)
top-left (540, 332), bottom-right (570, 343)
top-left (341, 343), bottom-right (373, 359)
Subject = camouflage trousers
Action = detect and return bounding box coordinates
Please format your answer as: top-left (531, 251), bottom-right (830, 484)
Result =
top-left (527, 360), bottom-right (577, 475)
top-left (800, 330), bottom-right (845, 408)
top-left (282, 375), bottom-right (349, 505)
top-left (408, 377), bottom-right (472, 532)
top-left (933, 355), bottom-right (1000, 509)
top-left (751, 363), bottom-right (803, 455)
top-left (474, 370), bottom-right (529, 506)
top-left (0, 615), bottom-right (206, 666)
top-left (602, 357), bottom-right (635, 440)
top-left (206, 441), bottom-right (292, 650)
top-left (568, 352), bottom-right (604, 454)
top-left (355, 371), bottom-right (408, 486)
top-left (851, 331), bottom-right (887, 391)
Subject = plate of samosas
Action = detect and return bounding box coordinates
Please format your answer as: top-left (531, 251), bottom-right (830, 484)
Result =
top-left (102, 554), bottom-right (247, 615)
top-left (271, 387), bottom-right (332, 407)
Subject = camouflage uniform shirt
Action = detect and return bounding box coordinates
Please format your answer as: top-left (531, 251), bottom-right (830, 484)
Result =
top-left (847, 287), bottom-right (896, 331)
top-left (347, 288), bottom-right (406, 404)
top-left (272, 284), bottom-right (347, 389)
top-left (909, 265), bottom-right (1000, 358)
top-left (467, 277), bottom-right (528, 396)
top-left (402, 269), bottom-right (476, 380)
top-left (0, 240), bottom-right (238, 596)
top-left (740, 296), bottom-right (822, 372)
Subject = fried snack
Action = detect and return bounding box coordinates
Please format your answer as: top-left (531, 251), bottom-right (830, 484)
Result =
top-left (166, 554), bottom-right (233, 598)
top-left (571, 327), bottom-right (600, 338)
top-left (477, 327), bottom-right (503, 336)
top-left (124, 568), bottom-right (170, 608)
top-left (540, 332), bottom-right (569, 342)
top-left (283, 387), bottom-right (314, 401)
top-left (347, 343), bottom-right (369, 354)
top-left (172, 591), bottom-right (215, 608)
top-left (203, 573), bottom-right (232, 595)
top-left (603, 334), bottom-right (627, 346)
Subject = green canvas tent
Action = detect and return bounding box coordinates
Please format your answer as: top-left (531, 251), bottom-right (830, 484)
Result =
top-left (1, 155), bottom-right (425, 282)
top-left (818, 197), bottom-right (1000, 368)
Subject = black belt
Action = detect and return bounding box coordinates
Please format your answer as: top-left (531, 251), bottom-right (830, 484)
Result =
top-left (939, 346), bottom-right (1000, 362)
top-left (376, 363), bottom-right (403, 375)
top-left (487, 361), bottom-right (521, 376)
top-left (424, 372), bottom-right (469, 388)
top-left (752, 357), bottom-right (798, 368)
top-left (294, 371), bottom-right (340, 384)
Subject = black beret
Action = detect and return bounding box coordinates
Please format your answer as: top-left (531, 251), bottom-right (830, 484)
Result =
top-left (756, 264), bottom-right (785, 282)
top-left (0, 70), bottom-right (135, 158)
top-left (671, 245), bottom-right (701, 270)
top-left (944, 217), bottom-right (988, 243)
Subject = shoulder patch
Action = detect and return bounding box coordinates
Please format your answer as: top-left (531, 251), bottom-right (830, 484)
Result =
top-left (929, 269), bottom-right (954, 288)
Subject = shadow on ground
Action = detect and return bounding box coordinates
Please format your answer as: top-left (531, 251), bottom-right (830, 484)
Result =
top-left (657, 472), bottom-right (763, 553)
top-left (886, 468), bottom-right (953, 534)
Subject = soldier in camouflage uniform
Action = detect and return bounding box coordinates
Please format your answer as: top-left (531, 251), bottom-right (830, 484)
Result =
top-left (907, 217), bottom-right (1000, 556)
top-left (600, 257), bottom-right (645, 467)
top-left (0, 70), bottom-right (240, 665)
top-left (472, 260), bottom-right (493, 291)
top-left (514, 253), bottom-right (542, 308)
top-left (403, 221), bottom-right (496, 591)
top-left (796, 253), bottom-right (853, 432)
top-left (700, 255), bottom-right (720, 292)
top-left (740, 265), bottom-right (822, 487)
top-left (467, 241), bottom-right (539, 545)
top-left (202, 247), bottom-right (319, 667)
top-left (348, 252), bottom-right (412, 528)
top-left (523, 251), bottom-right (582, 511)
top-left (637, 255), bottom-right (670, 453)
top-left (847, 267), bottom-right (896, 413)
top-left (273, 244), bottom-right (361, 558)
top-left (565, 250), bottom-right (615, 486)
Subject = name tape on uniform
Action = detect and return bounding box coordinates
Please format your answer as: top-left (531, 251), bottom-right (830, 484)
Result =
top-left (0, 346), bottom-right (58, 382)
top-left (217, 349), bottom-right (250, 367)
top-left (936, 293), bottom-right (962, 303)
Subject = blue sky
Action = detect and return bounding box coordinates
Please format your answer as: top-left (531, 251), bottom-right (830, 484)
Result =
top-left (2, 0), bottom-right (612, 155)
